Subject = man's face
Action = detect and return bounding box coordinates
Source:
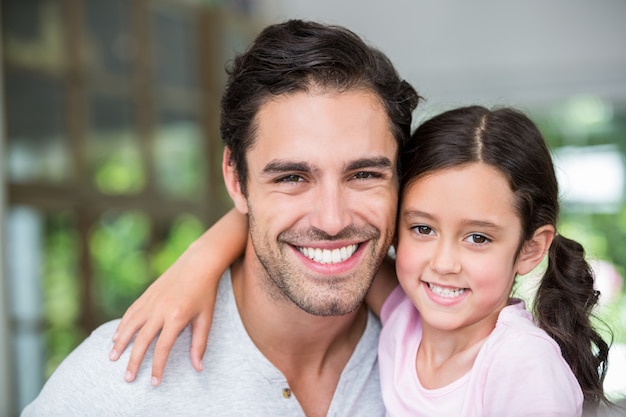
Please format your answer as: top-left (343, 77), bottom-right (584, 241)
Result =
top-left (234, 90), bottom-right (398, 316)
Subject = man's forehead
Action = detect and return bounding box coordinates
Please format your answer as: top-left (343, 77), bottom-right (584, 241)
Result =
top-left (256, 88), bottom-right (390, 124)
top-left (252, 90), bottom-right (395, 146)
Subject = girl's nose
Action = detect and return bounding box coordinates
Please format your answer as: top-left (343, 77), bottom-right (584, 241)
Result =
top-left (430, 240), bottom-right (461, 275)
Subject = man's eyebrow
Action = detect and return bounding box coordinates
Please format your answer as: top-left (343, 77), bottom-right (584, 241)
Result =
top-left (263, 157), bottom-right (393, 174)
top-left (347, 157), bottom-right (393, 171)
top-left (262, 160), bottom-right (311, 174)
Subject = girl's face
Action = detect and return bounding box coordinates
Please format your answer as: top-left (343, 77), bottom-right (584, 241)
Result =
top-left (396, 162), bottom-right (525, 336)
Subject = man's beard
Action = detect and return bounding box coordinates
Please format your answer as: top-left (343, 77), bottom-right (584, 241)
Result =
top-left (248, 212), bottom-right (392, 316)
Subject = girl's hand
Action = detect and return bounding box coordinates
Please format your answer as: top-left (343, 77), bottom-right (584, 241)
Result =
top-left (109, 245), bottom-right (217, 386)
top-left (108, 209), bottom-right (248, 385)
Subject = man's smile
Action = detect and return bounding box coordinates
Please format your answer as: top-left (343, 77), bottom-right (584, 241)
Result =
top-left (298, 244), bottom-right (359, 264)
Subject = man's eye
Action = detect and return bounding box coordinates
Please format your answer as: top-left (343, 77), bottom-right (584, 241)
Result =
top-left (353, 171), bottom-right (380, 180)
top-left (278, 174), bottom-right (303, 183)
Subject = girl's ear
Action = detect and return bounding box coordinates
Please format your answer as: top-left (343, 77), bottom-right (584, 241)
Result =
top-left (517, 225), bottom-right (555, 276)
top-left (222, 147), bottom-right (249, 215)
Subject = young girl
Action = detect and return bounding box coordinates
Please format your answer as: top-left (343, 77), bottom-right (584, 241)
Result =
top-left (111, 106), bottom-right (611, 416)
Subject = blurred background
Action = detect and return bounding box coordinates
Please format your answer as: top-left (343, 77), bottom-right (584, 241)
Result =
top-left (0, 0), bottom-right (625, 415)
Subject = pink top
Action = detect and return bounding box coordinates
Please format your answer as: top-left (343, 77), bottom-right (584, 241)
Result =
top-left (379, 285), bottom-right (583, 417)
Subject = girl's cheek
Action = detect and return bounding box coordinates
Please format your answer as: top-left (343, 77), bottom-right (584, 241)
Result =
top-left (394, 245), bottom-right (415, 284)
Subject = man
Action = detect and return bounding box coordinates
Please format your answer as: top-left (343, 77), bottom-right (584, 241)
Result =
top-left (22, 20), bottom-right (419, 416)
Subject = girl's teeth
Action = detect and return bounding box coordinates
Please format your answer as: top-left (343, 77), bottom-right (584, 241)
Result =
top-left (428, 283), bottom-right (466, 298)
top-left (299, 244), bottom-right (358, 264)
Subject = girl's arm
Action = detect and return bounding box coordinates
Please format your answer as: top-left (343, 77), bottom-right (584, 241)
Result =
top-left (365, 251), bottom-right (398, 316)
top-left (109, 208), bottom-right (248, 386)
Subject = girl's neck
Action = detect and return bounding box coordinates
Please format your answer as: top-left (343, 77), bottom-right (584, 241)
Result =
top-left (416, 315), bottom-right (497, 389)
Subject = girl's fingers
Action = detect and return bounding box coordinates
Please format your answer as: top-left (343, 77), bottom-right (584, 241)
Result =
top-left (122, 320), bottom-right (164, 382)
top-left (189, 308), bottom-right (214, 372)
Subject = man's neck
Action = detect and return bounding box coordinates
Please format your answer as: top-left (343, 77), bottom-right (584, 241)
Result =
top-left (230, 258), bottom-right (368, 417)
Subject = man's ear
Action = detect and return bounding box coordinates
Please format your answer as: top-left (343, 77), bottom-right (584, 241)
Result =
top-left (222, 147), bottom-right (249, 214)
top-left (516, 225), bottom-right (555, 275)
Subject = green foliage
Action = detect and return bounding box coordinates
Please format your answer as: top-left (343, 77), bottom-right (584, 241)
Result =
top-left (558, 210), bottom-right (626, 344)
top-left (44, 326), bottom-right (85, 378)
top-left (42, 213), bottom-right (82, 376)
top-left (90, 211), bottom-right (152, 320)
top-left (154, 123), bottom-right (205, 199)
top-left (43, 213), bottom-right (80, 325)
top-left (40, 208), bottom-right (206, 379)
top-left (151, 215), bottom-right (205, 276)
top-left (91, 135), bottom-right (145, 195)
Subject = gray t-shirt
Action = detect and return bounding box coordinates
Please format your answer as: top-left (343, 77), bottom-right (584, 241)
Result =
top-left (22, 270), bottom-right (384, 416)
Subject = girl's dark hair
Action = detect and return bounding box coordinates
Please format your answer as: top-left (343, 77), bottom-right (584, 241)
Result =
top-left (220, 19), bottom-right (420, 194)
top-left (400, 105), bottom-right (611, 415)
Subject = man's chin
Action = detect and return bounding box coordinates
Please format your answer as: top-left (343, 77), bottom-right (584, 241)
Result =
top-left (287, 285), bottom-right (368, 317)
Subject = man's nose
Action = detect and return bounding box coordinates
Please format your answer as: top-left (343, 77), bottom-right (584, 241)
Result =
top-left (309, 182), bottom-right (352, 236)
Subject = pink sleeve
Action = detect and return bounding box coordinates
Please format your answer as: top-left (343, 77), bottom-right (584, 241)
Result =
top-left (380, 284), bottom-right (404, 325)
top-left (481, 334), bottom-right (583, 417)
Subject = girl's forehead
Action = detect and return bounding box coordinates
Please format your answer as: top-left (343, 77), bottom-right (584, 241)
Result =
top-left (409, 163), bottom-right (508, 188)
top-left (401, 163), bottom-right (517, 215)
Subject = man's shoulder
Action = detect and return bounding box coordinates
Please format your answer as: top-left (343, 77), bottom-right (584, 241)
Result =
top-left (21, 319), bottom-right (144, 416)
top-left (22, 318), bottom-right (205, 415)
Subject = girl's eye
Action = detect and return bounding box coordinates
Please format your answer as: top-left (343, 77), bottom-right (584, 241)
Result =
top-left (414, 225), bottom-right (433, 235)
top-left (466, 234), bottom-right (490, 244)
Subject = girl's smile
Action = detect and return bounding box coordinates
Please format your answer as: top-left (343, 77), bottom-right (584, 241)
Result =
top-left (424, 281), bottom-right (468, 303)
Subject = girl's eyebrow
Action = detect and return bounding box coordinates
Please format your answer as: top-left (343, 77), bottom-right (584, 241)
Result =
top-left (402, 209), bottom-right (504, 231)
top-left (462, 220), bottom-right (504, 233)
top-left (402, 209), bottom-right (431, 220)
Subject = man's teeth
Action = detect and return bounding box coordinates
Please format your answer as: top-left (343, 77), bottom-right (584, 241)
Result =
top-left (428, 283), bottom-right (467, 298)
top-left (299, 244), bottom-right (358, 264)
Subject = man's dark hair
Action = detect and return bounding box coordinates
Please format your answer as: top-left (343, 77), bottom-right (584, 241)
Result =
top-left (220, 19), bottom-right (421, 194)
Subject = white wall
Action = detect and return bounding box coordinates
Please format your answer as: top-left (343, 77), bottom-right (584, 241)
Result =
top-left (258, 0), bottom-right (626, 115)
